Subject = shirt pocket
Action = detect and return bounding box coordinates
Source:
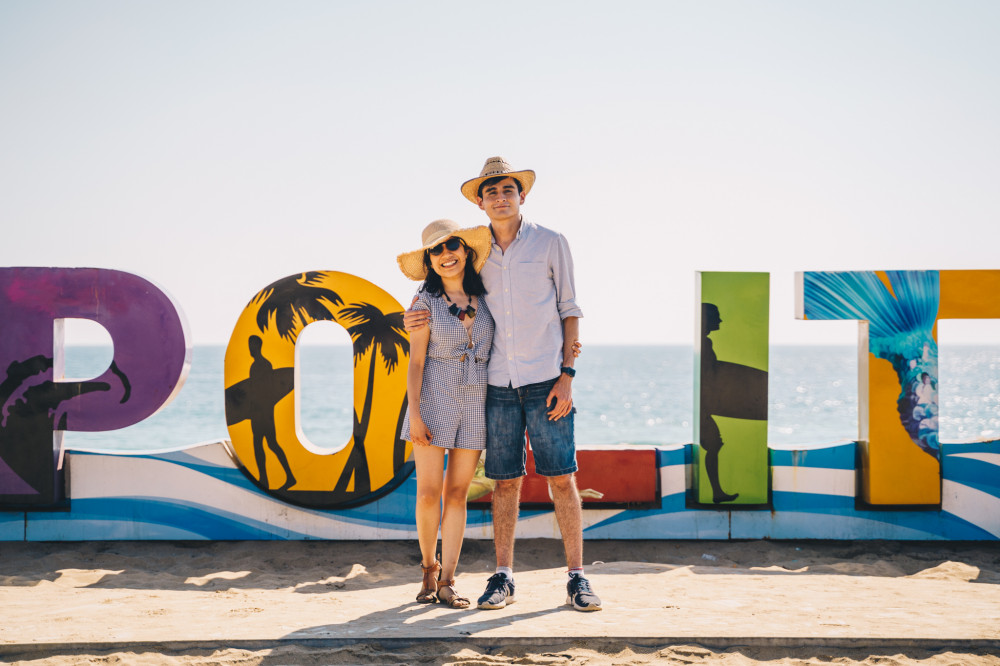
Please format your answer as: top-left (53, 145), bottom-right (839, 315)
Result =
top-left (514, 262), bottom-right (552, 305)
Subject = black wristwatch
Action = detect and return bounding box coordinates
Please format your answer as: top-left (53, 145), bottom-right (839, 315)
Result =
top-left (560, 366), bottom-right (576, 378)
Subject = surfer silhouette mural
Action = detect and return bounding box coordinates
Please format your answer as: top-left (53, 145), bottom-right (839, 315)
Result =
top-left (224, 271), bottom-right (411, 509)
top-left (224, 272), bottom-right (343, 490)
top-left (244, 335), bottom-right (296, 490)
top-left (695, 272), bottom-right (770, 506)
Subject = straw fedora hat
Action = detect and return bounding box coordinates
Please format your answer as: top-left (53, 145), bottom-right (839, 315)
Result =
top-left (397, 220), bottom-right (493, 281)
top-left (460, 156), bottom-right (536, 204)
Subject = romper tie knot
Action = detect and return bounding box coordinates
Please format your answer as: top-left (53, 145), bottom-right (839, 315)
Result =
top-left (460, 342), bottom-right (483, 386)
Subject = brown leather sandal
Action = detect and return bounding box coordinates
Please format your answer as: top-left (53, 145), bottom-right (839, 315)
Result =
top-left (416, 560), bottom-right (440, 603)
top-left (436, 579), bottom-right (470, 609)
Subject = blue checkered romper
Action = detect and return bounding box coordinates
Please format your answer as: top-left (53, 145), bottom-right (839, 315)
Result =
top-left (400, 289), bottom-right (494, 450)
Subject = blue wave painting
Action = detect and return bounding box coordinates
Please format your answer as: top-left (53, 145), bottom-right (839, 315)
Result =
top-left (5, 439), bottom-right (1000, 541)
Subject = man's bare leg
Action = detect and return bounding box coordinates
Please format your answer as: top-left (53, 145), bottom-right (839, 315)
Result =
top-left (550, 472), bottom-right (601, 610)
top-left (491, 477), bottom-right (522, 567)
top-left (548, 473), bottom-right (583, 569)
top-left (477, 476), bottom-right (522, 609)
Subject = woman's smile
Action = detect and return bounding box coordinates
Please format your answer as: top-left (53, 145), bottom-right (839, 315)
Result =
top-left (430, 242), bottom-right (467, 278)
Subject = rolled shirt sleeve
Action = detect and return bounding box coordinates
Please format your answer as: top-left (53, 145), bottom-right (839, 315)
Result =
top-left (552, 232), bottom-right (583, 320)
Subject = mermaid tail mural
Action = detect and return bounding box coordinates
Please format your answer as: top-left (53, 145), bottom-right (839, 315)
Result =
top-left (804, 271), bottom-right (941, 458)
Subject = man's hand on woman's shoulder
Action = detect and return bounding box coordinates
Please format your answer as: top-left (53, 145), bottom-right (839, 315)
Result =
top-left (403, 295), bottom-right (431, 333)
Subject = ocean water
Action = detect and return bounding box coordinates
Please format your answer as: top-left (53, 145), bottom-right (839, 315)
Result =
top-left (60, 345), bottom-right (1000, 452)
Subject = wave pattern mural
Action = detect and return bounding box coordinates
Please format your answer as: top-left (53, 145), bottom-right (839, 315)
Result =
top-left (6, 439), bottom-right (999, 541)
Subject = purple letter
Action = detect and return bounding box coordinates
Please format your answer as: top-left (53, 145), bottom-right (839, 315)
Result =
top-left (0, 268), bottom-right (190, 506)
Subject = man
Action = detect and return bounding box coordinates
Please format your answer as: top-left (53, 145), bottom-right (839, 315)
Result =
top-left (405, 156), bottom-right (601, 612)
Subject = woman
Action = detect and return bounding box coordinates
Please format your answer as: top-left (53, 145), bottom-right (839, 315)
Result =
top-left (397, 219), bottom-right (494, 609)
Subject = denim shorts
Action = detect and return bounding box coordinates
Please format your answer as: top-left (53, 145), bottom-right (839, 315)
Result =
top-left (485, 377), bottom-right (578, 480)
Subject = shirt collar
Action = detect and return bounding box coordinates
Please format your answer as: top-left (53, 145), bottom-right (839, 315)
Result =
top-left (490, 217), bottom-right (529, 245)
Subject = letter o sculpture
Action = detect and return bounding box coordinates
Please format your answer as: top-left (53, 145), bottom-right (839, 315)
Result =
top-left (224, 271), bottom-right (412, 509)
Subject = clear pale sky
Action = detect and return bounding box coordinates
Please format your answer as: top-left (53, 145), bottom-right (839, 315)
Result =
top-left (3, 1), bottom-right (999, 347)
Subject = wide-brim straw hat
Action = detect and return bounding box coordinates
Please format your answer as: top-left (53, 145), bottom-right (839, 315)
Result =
top-left (396, 219), bottom-right (493, 281)
top-left (460, 156), bottom-right (535, 204)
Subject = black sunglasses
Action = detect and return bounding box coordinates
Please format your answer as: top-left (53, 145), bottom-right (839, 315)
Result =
top-left (427, 237), bottom-right (463, 256)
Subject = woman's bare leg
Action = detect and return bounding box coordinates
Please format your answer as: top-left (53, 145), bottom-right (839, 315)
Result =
top-left (439, 448), bottom-right (483, 580)
top-left (413, 445), bottom-right (446, 567)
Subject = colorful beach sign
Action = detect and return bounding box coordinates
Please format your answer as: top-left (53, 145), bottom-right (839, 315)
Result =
top-left (3, 265), bottom-right (1000, 542)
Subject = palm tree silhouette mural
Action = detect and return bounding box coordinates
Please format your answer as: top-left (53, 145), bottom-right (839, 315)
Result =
top-left (334, 302), bottom-right (409, 498)
top-left (1, 355), bottom-right (130, 503)
top-left (254, 271), bottom-right (344, 341)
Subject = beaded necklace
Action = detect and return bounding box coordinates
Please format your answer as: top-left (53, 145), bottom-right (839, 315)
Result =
top-left (443, 293), bottom-right (476, 321)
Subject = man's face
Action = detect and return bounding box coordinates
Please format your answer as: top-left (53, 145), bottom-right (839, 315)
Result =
top-left (477, 177), bottom-right (525, 223)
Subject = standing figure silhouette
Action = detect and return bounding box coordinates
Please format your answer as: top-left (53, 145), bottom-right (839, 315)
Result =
top-left (247, 336), bottom-right (296, 490)
top-left (699, 303), bottom-right (768, 504)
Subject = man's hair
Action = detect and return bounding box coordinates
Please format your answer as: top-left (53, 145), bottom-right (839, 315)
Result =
top-left (420, 244), bottom-right (488, 298)
top-left (477, 175), bottom-right (523, 200)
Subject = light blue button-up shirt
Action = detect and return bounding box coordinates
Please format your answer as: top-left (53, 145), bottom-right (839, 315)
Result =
top-left (480, 219), bottom-right (584, 389)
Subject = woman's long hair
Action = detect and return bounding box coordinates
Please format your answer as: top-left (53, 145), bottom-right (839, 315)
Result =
top-left (420, 244), bottom-right (487, 297)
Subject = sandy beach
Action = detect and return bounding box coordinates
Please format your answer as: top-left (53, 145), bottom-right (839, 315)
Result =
top-left (2, 539), bottom-right (1000, 665)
